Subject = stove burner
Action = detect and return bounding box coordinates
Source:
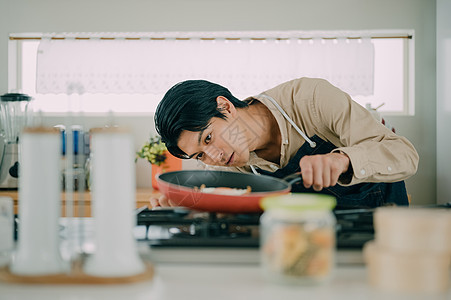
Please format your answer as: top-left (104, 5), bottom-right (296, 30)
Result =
top-left (137, 208), bottom-right (261, 247)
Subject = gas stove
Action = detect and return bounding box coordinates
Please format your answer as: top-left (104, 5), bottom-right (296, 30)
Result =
top-left (133, 207), bottom-right (379, 265)
top-left (135, 204), bottom-right (450, 265)
top-left (136, 203), bottom-right (451, 251)
top-left (136, 207), bottom-right (376, 249)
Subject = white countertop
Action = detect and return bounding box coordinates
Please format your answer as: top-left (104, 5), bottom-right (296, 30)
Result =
top-left (1, 260), bottom-right (450, 300)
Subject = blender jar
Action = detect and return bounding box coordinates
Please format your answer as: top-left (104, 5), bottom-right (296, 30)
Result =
top-left (0, 93), bottom-right (33, 188)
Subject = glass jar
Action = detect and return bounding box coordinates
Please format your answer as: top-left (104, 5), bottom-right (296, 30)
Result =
top-left (260, 193), bottom-right (336, 285)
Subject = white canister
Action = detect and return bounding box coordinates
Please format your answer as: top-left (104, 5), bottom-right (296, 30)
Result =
top-left (83, 127), bottom-right (145, 277)
top-left (364, 241), bottom-right (451, 293)
top-left (10, 127), bottom-right (68, 275)
top-left (374, 207), bottom-right (451, 253)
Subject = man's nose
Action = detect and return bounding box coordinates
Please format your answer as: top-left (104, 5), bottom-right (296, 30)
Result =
top-left (204, 145), bottom-right (224, 164)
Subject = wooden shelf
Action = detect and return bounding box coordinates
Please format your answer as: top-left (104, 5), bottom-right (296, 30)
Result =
top-left (0, 188), bottom-right (159, 217)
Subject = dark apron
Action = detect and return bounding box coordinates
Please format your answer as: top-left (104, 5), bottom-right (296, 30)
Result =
top-left (257, 135), bottom-right (409, 209)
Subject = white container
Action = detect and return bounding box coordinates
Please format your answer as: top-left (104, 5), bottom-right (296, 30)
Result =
top-left (10, 127), bottom-right (68, 275)
top-left (83, 127), bottom-right (145, 277)
top-left (260, 193), bottom-right (336, 285)
top-left (364, 241), bottom-right (451, 293)
top-left (374, 207), bottom-right (451, 254)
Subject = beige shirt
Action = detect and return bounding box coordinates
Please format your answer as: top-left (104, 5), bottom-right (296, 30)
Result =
top-left (205, 77), bottom-right (419, 186)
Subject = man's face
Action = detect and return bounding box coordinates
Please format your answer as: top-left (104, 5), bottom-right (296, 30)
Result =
top-left (177, 117), bottom-right (251, 167)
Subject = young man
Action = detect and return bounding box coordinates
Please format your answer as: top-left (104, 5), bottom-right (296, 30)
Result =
top-left (152, 78), bottom-right (419, 208)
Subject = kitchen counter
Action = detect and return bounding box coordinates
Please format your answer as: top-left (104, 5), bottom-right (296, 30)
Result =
top-left (0, 260), bottom-right (450, 300)
top-left (0, 188), bottom-right (157, 217)
top-left (2, 193), bottom-right (450, 299)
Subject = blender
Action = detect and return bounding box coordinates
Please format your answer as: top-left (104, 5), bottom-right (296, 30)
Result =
top-left (0, 93), bottom-right (33, 189)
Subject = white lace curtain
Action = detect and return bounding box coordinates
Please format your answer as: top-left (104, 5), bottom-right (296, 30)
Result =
top-left (36, 32), bottom-right (375, 96)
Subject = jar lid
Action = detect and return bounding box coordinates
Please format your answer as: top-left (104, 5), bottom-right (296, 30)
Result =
top-left (0, 93), bottom-right (32, 102)
top-left (261, 193), bottom-right (336, 211)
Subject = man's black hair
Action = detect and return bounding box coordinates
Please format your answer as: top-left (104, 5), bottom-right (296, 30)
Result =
top-left (155, 80), bottom-right (248, 159)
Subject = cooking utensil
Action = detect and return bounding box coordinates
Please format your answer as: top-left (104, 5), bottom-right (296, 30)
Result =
top-left (156, 170), bottom-right (300, 213)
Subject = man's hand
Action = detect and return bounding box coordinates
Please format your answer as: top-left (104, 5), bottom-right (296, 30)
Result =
top-left (149, 193), bottom-right (176, 208)
top-left (299, 152), bottom-right (350, 191)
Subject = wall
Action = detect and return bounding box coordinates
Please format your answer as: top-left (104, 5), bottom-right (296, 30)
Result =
top-left (436, 0), bottom-right (451, 205)
top-left (0, 0), bottom-right (437, 204)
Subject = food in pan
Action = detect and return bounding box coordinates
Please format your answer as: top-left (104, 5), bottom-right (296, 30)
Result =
top-left (262, 225), bottom-right (334, 278)
top-left (195, 184), bottom-right (252, 195)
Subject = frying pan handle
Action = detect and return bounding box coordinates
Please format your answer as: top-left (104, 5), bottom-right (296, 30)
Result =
top-left (283, 172), bottom-right (303, 185)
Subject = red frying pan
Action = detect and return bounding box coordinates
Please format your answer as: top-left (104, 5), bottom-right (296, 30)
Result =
top-left (156, 170), bottom-right (294, 213)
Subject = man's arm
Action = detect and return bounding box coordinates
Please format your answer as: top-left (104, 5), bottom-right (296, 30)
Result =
top-left (312, 79), bottom-right (419, 186)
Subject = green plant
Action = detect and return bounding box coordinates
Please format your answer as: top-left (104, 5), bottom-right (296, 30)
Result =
top-left (136, 135), bottom-right (167, 166)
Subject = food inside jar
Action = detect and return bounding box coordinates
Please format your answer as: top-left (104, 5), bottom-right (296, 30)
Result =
top-left (262, 224), bottom-right (334, 278)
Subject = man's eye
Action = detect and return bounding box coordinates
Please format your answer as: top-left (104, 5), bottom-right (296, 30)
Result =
top-left (196, 152), bottom-right (204, 160)
top-left (205, 134), bottom-right (211, 144)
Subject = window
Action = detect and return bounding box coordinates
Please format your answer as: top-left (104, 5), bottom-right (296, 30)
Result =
top-left (352, 38), bottom-right (413, 115)
top-left (13, 40), bottom-right (161, 114)
top-left (9, 31), bottom-right (413, 115)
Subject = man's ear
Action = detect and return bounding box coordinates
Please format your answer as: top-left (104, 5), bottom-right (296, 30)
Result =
top-left (216, 96), bottom-right (237, 117)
